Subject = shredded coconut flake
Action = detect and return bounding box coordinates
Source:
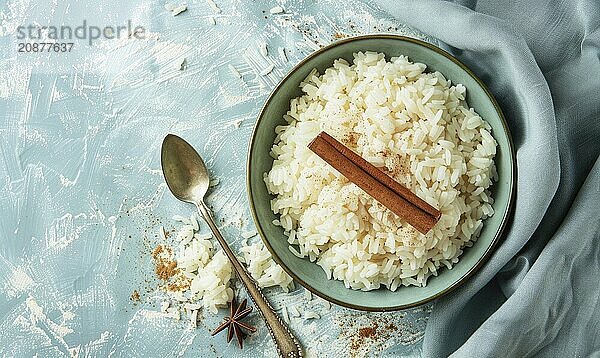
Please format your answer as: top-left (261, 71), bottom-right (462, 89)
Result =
top-left (303, 311), bottom-right (320, 320)
top-left (288, 305), bottom-right (300, 317)
top-left (260, 64), bottom-right (275, 76)
top-left (269, 5), bottom-right (284, 14)
top-left (189, 309), bottom-right (198, 328)
top-left (241, 230), bottom-right (257, 239)
top-left (206, 0), bottom-right (221, 13)
top-left (172, 215), bottom-right (190, 224)
top-left (304, 290), bottom-right (312, 301)
top-left (189, 214), bottom-right (199, 231)
top-left (278, 47), bottom-right (287, 63)
top-left (175, 57), bottom-right (186, 70)
top-left (281, 305), bottom-right (289, 323)
top-left (232, 119), bottom-right (243, 129)
top-left (171, 4), bottom-right (187, 16)
top-left (259, 42), bottom-right (268, 57)
top-left (160, 301), bottom-right (170, 312)
top-left (228, 64), bottom-right (242, 79)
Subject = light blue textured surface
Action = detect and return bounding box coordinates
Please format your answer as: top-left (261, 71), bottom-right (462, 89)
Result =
top-left (0, 0), bottom-right (434, 356)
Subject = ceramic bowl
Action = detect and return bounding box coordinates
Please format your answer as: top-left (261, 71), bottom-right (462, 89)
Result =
top-left (247, 34), bottom-right (515, 311)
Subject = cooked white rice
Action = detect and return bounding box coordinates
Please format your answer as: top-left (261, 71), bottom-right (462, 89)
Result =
top-left (240, 241), bottom-right (293, 292)
top-left (264, 51), bottom-right (497, 290)
top-left (163, 215), bottom-right (292, 319)
top-left (169, 214), bottom-right (234, 315)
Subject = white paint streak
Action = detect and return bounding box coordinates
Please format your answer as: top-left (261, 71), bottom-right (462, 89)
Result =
top-left (4, 266), bottom-right (34, 298)
top-left (127, 184), bottom-right (167, 213)
top-left (25, 296), bottom-right (74, 355)
top-left (45, 213), bottom-right (78, 249)
top-left (0, 0), bottom-right (31, 36)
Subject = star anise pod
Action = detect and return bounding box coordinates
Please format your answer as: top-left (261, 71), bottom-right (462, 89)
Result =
top-left (211, 298), bottom-right (257, 348)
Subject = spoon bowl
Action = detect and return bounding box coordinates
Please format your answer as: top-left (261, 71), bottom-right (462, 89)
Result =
top-left (161, 133), bottom-right (210, 204)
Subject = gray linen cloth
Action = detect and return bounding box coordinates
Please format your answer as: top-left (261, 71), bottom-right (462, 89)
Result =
top-left (372, 0), bottom-right (600, 356)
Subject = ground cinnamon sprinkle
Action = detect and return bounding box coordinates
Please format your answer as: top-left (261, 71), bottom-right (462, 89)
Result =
top-left (156, 261), bottom-right (178, 281)
top-left (358, 325), bottom-right (377, 339)
top-left (151, 245), bottom-right (164, 259)
top-left (167, 281), bottom-right (190, 292)
top-left (339, 314), bottom-right (410, 356)
top-left (349, 323), bottom-right (379, 351)
top-left (342, 132), bottom-right (358, 147)
top-left (152, 245), bottom-right (179, 281)
top-left (151, 244), bottom-right (191, 292)
top-left (130, 290), bottom-right (140, 302)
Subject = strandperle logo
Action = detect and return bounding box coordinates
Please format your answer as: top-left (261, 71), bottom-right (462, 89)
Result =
top-left (16, 20), bottom-right (146, 46)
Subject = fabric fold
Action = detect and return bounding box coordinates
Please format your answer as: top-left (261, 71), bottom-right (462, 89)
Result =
top-left (372, 0), bottom-right (600, 356)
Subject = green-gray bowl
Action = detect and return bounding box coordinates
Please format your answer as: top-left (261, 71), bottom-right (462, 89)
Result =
top-left (247, 34), bottom-right (515, 311)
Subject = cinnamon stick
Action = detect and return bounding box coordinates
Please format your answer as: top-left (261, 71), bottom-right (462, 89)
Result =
top-left (308, 131), bottom-right (441, 234)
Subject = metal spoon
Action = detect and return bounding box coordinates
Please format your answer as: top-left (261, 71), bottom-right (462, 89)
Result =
top-left (161, 134), bottom-right (302, 358)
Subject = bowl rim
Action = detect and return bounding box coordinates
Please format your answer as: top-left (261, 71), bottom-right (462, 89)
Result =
top-left (246, 33), bottom-right (516, 312)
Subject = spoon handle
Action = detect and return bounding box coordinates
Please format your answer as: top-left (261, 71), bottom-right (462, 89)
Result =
top-left (196, 201), bottom-right (303, 358)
